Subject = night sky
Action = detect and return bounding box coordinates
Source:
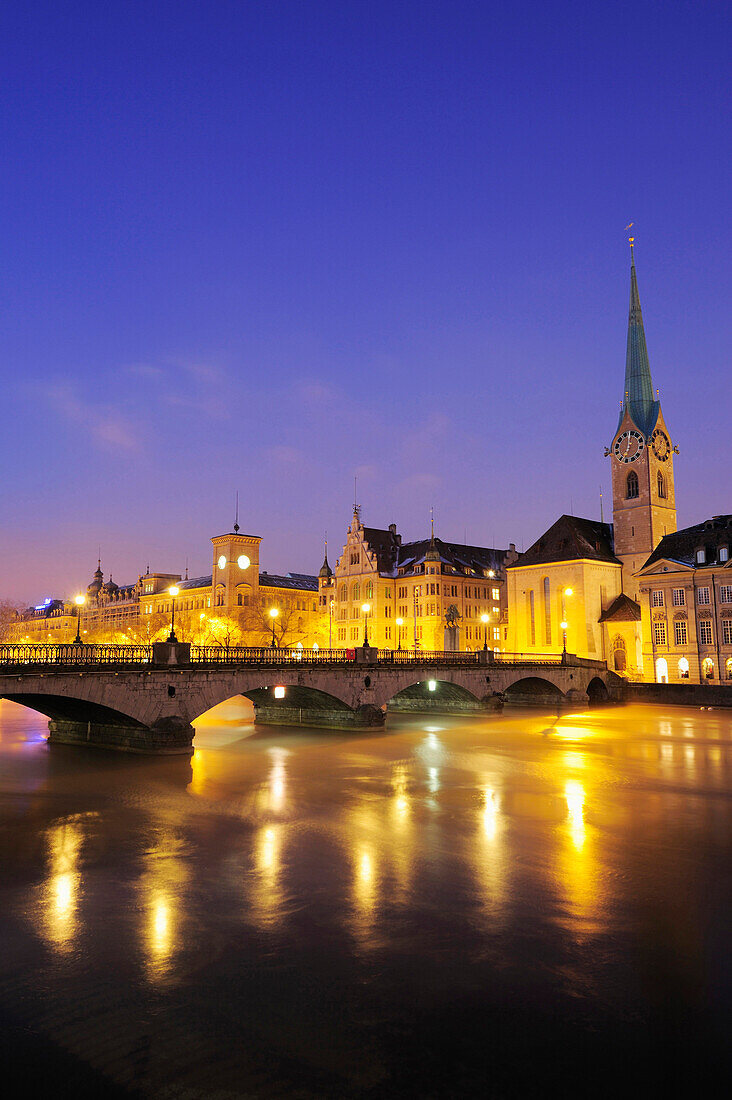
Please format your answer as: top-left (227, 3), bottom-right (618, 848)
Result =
top-left (1, 1), bottom-right (729, 603)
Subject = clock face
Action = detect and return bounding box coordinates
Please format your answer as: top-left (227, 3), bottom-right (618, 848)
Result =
top-left (217, 555), bottom-right (227, 570)
top-left (613, 429), bottom-right (645, 463)
top-left (651, 428), bottom-right (671, 461)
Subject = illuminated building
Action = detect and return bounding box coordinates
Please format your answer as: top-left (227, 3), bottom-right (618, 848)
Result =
top-left (319, 508), bottom-right (517, 651)
top-left (10, 526), bottom-right (327, 648)
top-left (636, 516), bottom-right (732, 683)
top-left (507, 243), bottom-right (729, 685)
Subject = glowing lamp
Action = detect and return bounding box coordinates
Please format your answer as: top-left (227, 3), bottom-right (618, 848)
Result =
top-left (428, 680), bottom-right (437, 692)
top-left (488, 570), bottom-right (495, 578)
top-left (396, 617), bottom-right (403, 626)
top-left (168, 586), bottom-right (180, 597)
top-left (274, 686), bottom-right (285, 699)
top-left (361, 602), bottom-right (371, 615)
top-left (480, 613), bottom-right (489, 624)
top-left (74, 595), bottom-right (85, 607)
top-left (564, 587), bottom-right (573, 597)
top-left (560, 620), bottom-right (568, 631)
top-left (237, 554), bottom-right (250, 569)
top-left (269, 607), bottom-right (279, 619)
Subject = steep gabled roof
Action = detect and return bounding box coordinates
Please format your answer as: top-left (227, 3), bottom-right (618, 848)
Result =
top-left (510, 515), bottom-right (619, 568)
top-left (640, 516), bottom-right (732, 571)
top-left (361, 526), bottom-right (401, 573)
top-left (598, 593), bottom-right (641, 623)
top-left (396, 538), bottom-right (507, 577)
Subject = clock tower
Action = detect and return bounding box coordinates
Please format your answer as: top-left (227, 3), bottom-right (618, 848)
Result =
top-left (609, 243), bottom-right (677, 595)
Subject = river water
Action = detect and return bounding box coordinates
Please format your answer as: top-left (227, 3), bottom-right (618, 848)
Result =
top-left (0, 697), bottom-right (730, 1097)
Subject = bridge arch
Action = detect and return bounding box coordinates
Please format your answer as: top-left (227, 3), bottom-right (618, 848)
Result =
top-left (385, 677), bottom-right (483, 714)
top-left (186, 674), bottom-right (370, 730)
top-left (502, 676), bottom-right (566, 705)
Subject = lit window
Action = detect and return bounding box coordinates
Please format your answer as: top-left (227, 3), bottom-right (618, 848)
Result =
top-left (699, 621), bottom-right (713, 645)
top-left (654, 621), bottom-right (667, 646)
top-left (652, 590), bottom-right (664, 607)
top-left (720, 547), bottom-right (729, 562)
top-left (674, 620), bottom-right (687, 646)
top-left (672, 588), bottom-right (685, 606)
top-left (722, 620), bottom-right (732, 645)
top-left (697, 587), bottom-right (710, 606)
top-left (719, 585), bottom-right (732, 604)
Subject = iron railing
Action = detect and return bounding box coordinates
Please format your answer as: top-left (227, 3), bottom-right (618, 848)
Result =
top-left (0, 643), bottom-right (153, 666)
top-left (189, 646), bottom-right (352, 665)
top-left (0, 642), bottom-right (605, 671)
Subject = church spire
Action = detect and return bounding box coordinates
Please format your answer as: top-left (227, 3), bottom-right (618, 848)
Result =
top-left (621, 240), bottom-right (659, 437)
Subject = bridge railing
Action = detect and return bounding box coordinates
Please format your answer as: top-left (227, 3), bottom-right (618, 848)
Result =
top-left (189, 645), bottom-right (353, 665)
top-left (0, 643), bottom-right (153, 666)
top-left (377, 649), bottom-right (484, 666)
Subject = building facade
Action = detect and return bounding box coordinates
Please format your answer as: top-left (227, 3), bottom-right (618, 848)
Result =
top-left (636, 516), bottom-right (732, 683)
top-left (318, 508), bottom-right (517, 651)
top-left (10, 527), bottom-right (327, 648)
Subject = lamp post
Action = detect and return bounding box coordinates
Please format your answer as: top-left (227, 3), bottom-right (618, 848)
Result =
top-left (361, 602), bottom-right (371, 647)
top-left (167, 586), bottom-right (180, 643)
top-left (269, 607), bottom-right (279, 648)
top-left (73, 594), bottom-right (85, 644)
top-left (560, 620), bottom-right (568, 654)
top-left (396, 616), bottom-right (403, 650)
top-left (481, 612), bottom-right (489, 651)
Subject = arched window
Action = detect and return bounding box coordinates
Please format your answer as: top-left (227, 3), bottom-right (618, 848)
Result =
top-left (351, 582), bottom-right (360, 602)
top-left (626, 471), bottom-right (639, 499)
top-left (678, 657), bottom-right (690, 679)
top-left (543, 577), bottom-right (551, 645)
top-left (365, 581), bottom-right (373, 599)
top-left (657, 471), bottom-right (667, 499)
top-left (339, 584), bottom-right (347, 602)
top-left (726, 657), bottom-right (732, 681)
top-left (655, 657), bottom-right (668, 684)
top-left (702, 657), bottom-right (715, 680)
top-left (612, 635), bottom-right (627, 671)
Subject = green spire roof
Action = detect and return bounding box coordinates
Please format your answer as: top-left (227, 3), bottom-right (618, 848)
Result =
top-left (618, 247), bottom-right (659, 438)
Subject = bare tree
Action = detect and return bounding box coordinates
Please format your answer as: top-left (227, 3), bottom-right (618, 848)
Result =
top-left (0, 600), bottom-right (23, 642)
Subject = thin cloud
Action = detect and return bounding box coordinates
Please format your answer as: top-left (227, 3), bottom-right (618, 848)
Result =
top-left (42, 384), bottom-right (140, 453)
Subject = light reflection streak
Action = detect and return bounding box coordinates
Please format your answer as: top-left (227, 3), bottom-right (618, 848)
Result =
top-left (139, 830), bottom-right (188, 981)
top-left (41, 818), bottom-right (84, 952)
top-left (267, 747), bottom-right (288, 814)
top-left (249, 824), bottom-right (284, 930)
top-left (565, 780), bottom-right (586, 850)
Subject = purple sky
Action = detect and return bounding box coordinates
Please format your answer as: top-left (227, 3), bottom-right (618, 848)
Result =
top-left (1, 1), bottom-right (730, 604)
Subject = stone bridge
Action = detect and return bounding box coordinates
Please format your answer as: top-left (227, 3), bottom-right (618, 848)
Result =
top-left (0, 642), bottom-right (618, 754)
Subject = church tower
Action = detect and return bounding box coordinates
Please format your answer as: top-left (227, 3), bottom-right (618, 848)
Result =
top-left (609, 242), bottom-right (677, 595)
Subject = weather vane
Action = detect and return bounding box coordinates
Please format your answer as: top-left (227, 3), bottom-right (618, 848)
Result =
top-left (625, 222), bottom-right (635, 248)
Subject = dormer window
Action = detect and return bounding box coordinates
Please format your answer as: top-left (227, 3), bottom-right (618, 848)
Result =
top-left (720, 546), bottom-right (729, 562)
top-left (696, 549), bottom-right (706, 564)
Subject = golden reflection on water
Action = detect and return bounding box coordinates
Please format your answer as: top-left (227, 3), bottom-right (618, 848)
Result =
top-left (139, 831), bottom-right (188, 981)
top-left (248, 823), bottom-right (285, 929)
top-left (267, 747), bottom-right (288, 813)
top-left (565, 780), bottom-right (586, 850)
top-left (41, 818), bottom-right (84, 952)
top-left (557, 774), bottom-right (603, 932)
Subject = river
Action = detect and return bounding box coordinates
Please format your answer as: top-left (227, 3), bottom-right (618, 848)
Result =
top-left (0, 697), bottom-right (730, 1097)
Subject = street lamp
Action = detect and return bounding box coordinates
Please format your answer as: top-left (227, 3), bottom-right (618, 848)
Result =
top-left (167, 586), bottom-right (180, 642)
top-left (361, 602), bottom-right (371, 647)
top-left (480, 612), bottom-right (489, 651)
top-left (396, 616), bottom-right (403, 650)
top-left (269, 607), bottom-right (279, 648)
top-left (560, 620), bottom-right (568, 654)
top-left (73, 594), bottom-right (85, 644)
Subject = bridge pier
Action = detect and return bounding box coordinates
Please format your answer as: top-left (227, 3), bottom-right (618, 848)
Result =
top-left (48, 716), bottom-right (195, 755)
top-left (253, 701), bottom-right (384, 731)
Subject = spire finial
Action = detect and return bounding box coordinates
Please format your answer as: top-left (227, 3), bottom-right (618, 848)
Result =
top-left (185, 556), bottom-right (189, 581)
top-left (234, 491), bottom-right (239, 534)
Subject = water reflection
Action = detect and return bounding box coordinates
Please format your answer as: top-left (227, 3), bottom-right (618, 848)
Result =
top-left (138, 830), bottom-right (188, 981)
top-left (249, 823), bottom-right (285, 930)
top-left (41, 817), bottom-right (85, 952)
top-left (565, 780), bottom-right (586, 850)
